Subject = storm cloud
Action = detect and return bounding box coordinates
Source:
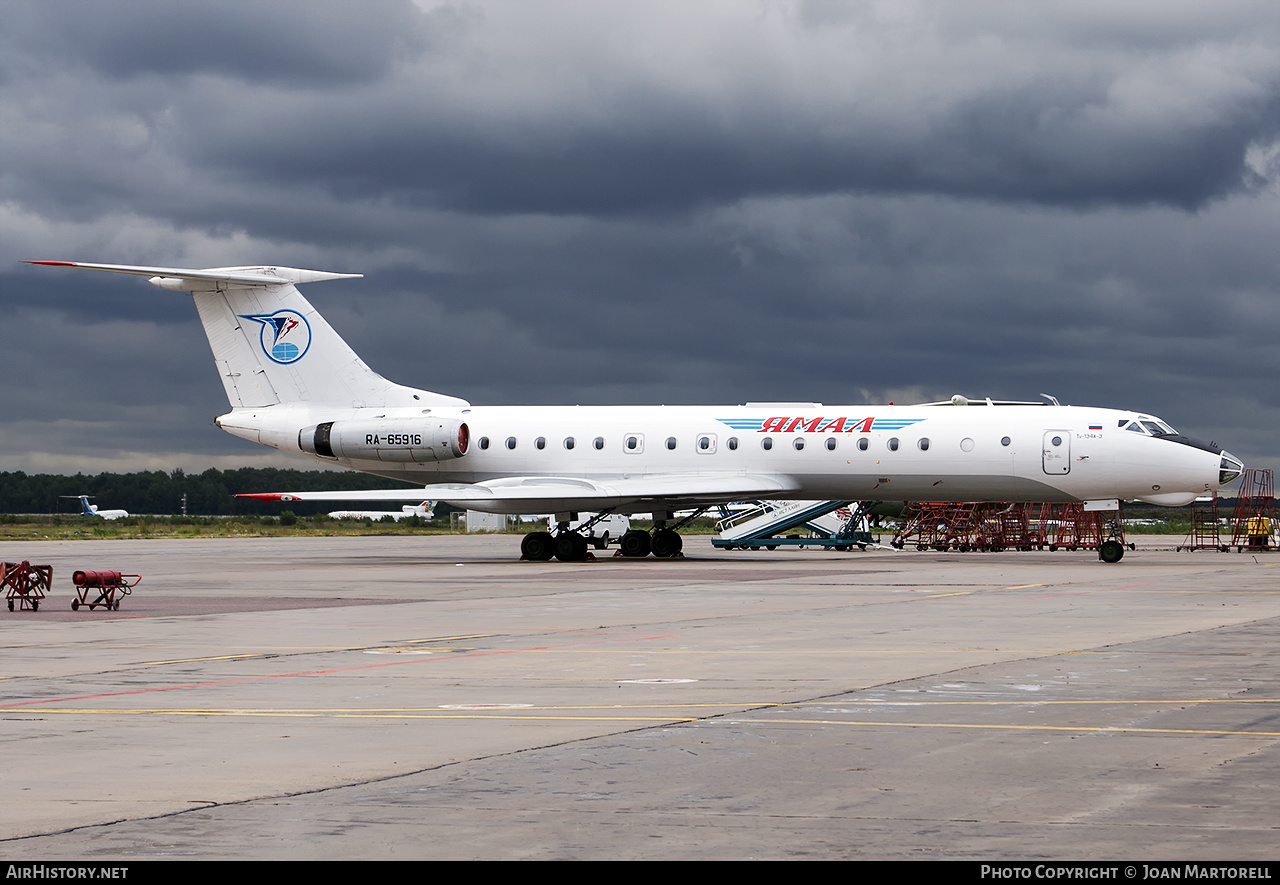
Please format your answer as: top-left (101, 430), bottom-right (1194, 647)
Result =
top-left (2, 0), bottom-right (1278, 474)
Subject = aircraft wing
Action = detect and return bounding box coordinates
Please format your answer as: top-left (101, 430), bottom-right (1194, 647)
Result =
top-left (238, 474), bottom-right (802, 514)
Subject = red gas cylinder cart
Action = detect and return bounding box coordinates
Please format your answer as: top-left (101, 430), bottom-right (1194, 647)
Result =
top-left (71, 569), bottom-right (140, 611)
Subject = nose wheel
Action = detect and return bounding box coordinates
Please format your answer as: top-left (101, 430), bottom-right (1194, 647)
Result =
top-left (1098, 540), bottom-right (1125, 563)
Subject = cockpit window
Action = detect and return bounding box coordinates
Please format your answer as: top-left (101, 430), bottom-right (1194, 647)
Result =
top-left (1130, 414), bottom-right (1177, 435)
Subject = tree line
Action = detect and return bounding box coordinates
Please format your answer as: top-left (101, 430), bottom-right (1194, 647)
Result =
top-left (0, 468), bottom-right (424, 517)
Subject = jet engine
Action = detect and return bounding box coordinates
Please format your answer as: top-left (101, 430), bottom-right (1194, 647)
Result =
top-left (300, 419), bottom-right (470, 463)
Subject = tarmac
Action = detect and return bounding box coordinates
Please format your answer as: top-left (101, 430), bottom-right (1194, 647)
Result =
top-left (1, 533), bottom-right (1278, 860)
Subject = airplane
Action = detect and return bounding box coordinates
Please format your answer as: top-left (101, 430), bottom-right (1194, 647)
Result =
top-left (30, 260), bottom-right (1244, 563)
top-left (62, 494), bottom-right (128, 520)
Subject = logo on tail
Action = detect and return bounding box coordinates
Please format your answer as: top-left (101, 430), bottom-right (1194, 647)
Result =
top-left (240, 310), bottom-right (312, 364)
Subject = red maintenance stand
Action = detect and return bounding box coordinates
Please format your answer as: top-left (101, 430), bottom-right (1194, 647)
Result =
top-left (71, 569), bottom-right (140, 611)
top-left (1229, 468), bottom-right (1275, 552)
top-left (3, 561), bottom-right (53, 612)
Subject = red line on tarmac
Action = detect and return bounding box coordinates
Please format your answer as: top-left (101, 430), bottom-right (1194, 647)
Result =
top-left (0, 633), bottom-right (678, 710)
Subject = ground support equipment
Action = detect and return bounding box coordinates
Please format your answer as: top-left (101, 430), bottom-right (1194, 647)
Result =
top-left (71, 569), bottom-right (140, 611)
top-left (3, 561), bottom-right (52, 612)
top-left (892, 502), bottom-right (1131, 561)
top-left (892, 502), bottom-right (987, 551)
top-left (1178, 493), bottom-right (1229, 552)
top-left (711, 501), bottom-right (880, 551)
top-left (1229, 468), bottom-right (1275, 552)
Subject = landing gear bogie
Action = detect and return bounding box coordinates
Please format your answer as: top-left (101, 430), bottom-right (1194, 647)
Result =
top-left (651, 529), bottom-right (683, 558)
top-left (520, 531), bottom-right (555, 562)
top-left (554, 532), bottom-right (590, 562)
top-left (620, 529), bottom-right (652, 558)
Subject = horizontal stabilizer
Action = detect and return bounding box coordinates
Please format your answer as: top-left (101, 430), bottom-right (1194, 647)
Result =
top-left (27, 261), bottom-right (360, 290)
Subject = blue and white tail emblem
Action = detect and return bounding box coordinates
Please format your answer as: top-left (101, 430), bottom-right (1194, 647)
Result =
top-left (240, 310), bottom-right (311, 364)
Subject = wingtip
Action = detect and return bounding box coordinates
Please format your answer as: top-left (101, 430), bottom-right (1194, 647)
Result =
top-left (26, 260), bottom-right (78, 266)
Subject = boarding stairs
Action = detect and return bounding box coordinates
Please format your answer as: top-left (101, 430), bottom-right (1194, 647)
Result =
top-left (712, 500), bottom-right (877, 551)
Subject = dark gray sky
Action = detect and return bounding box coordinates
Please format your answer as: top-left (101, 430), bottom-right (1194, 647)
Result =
top-left (3, 0), bottom-right (1279, 475)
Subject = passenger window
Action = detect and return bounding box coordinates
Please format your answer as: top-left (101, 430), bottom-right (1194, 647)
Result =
top-left (506, 437), bottom-right (517, 450)
top-left (666, 437), bottom-right (677, 450)
top-left (564, 437), bottom-right (575, 450)
top-left (825, 437), bottom-right (837, 451)
top-left (478, 437), bottom-right (490, 450)
top-left (535, 437), bottom-right (546, 450)
top-left (918, 438), bottom-right (930, 451)
top-left (887, 438), bottom-right (899, 451)
top-left (593, 437), bottom-right (605, 450)
top-left (793, 438), bottom-right (805, 450)
top-left (1001, 436), bottom-right (1011, 446)
top-left (857, 437), bottom-right (869, 451)
top-left (762, 437), bottom-right (773, 451)
top-left (727, 437), bottom-right (738, 450)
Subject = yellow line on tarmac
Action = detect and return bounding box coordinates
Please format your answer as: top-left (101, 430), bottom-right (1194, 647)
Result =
top-left (745, 717), bottom-right (1280, 738)
top-left (139, 653), bottom-right (276, 666)
top-left (803, 697), bottom-right (1280, 706)
top-left (401, 634), bottom-right (495, 644)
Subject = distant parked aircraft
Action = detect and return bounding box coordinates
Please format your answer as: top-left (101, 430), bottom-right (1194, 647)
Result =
top-left (63, 495), bottom-right (128, 520)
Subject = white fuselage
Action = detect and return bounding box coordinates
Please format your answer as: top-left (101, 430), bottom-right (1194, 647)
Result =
top-left (32, 261), bottom-right (1241, 532)
top-left (219, 400), bottom-right (1232, 513)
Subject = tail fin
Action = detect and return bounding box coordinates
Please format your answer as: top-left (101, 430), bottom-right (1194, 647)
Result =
top-left (30, 262), bottom-right (467, 409)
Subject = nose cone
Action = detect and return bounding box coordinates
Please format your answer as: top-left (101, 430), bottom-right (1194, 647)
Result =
top-left (1219, 451), bottom-right (1244, 487)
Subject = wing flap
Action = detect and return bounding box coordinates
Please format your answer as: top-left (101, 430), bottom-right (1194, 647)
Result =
top-left (239, 474), bottom-right (801, 514)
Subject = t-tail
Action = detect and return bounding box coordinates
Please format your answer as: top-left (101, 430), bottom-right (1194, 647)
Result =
top-left (28, 262), bottom-right (469, 415)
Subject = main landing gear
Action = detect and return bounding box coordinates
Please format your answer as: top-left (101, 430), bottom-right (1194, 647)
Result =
top-left (520, 527), bottom-right (684, 562)
top-left (519, 511), bottom-right (696, 562)
top-left (619, 527), bottom-right (683, 558)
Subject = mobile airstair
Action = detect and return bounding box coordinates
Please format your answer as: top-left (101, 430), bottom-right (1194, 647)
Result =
top-left (711, 500), bottom-right (879, 551)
